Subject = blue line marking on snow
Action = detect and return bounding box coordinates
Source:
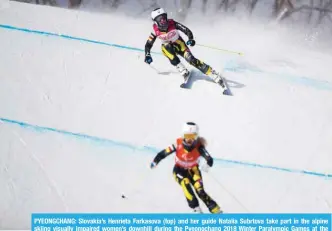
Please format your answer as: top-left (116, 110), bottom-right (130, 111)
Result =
top-left (224, 60), bottom-right (332, 91)
top-left (1, 117), bottom-right (331, 179)
top-left (1, 24), bottom-right (332, 178)
top-left (1, 24), bottom-right (332, 91)
top-left (0, 24), bottom-right (160, 55)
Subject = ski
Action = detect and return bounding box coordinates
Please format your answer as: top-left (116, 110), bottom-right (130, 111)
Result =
top-left (219, 76), bottom-right (232, 96)
top-left (221, 83), bottom-right (231, 96)
top-left (148, 62), bottom-right (232, 95)
top-left (180, 71), bottom-right (192, 89)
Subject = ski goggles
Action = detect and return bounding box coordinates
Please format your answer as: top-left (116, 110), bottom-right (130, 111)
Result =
top-left (155, 14), bottom-right (168, 30)
top-left (183, 133), bottom-right (198, 141)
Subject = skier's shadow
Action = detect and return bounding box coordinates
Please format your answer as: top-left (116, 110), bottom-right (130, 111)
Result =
top-left (157, 70), bottom-right (178, 75)
top-left (185, 70), bottom-right (246, 91)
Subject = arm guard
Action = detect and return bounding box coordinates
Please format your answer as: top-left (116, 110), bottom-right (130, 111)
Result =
top-left (145, 33), bottom-right (157, 55)
top-left (153, 144), bottom-right (176, 164)
top-left (175, 21), bottom-right (194, 40)
top-left (198, 145), bottom-right (213, 167)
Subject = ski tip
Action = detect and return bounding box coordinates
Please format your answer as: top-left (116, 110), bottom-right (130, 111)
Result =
top-left (180, 84), bottom-right (190, 89)
top-left (223, 89), bottom-right (232, 96)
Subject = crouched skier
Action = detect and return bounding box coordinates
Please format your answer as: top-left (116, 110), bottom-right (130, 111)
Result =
top-left (150, 122), bottom-right (222, 214)
top-left (144, 7), bottom-right (225, 87)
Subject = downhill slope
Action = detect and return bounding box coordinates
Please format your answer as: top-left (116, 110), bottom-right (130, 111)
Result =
top-left (1, 1), bottom-right (332, 229)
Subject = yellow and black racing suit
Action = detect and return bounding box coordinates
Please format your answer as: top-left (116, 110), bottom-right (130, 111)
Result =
top-left (144, 19), bottom-right (214, 76)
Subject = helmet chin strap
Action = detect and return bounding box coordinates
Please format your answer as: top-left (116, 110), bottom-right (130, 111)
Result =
top-left (159, 26), bottom-right (168, 32)
top-left (183, 139), bottom-right (197, 151)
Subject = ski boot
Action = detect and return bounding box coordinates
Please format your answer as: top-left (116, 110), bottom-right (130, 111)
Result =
top-left (207, 201), bottom-right (223, 214)
top-left (209, 69), bottom-right (230, 95)
top-left (176, 63), bottom-right (190, 80)
top-left (210, 205), bottom-right (223, 214)
top-left (192, 206), bottom-right (203, 213)
top-left (210, 69), bottom-right (226, 88)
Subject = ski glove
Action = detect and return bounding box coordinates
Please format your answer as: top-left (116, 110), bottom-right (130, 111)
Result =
top-left (150, 161), bottom-right (157, 169)
top-left (200, 162), bottom-right (210, 173)
top-left (186, 39), bottom-right (196, 47)
top-left (145, 53), bottom-right (153, 64)
top-left (207, 157), bottom-right (213, 167)
top-left (200, 157), bottom-right (213, 172)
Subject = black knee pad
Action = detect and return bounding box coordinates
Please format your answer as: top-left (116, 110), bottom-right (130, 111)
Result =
top-left (170, 57), bottom-right (180, 66)
top-left (163, 44), bottom-right (180, 66)
top-left (197, 188), bottom-right (208, 199)
top-left (163, 43), bottom-right (173, 50)
top-left (184, 51), bottom-right (196, 64)
top-left (184, 51), bottom-right (210, 73)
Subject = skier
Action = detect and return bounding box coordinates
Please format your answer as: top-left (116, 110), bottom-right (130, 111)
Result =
top-left (150, 122), bottom-right (222, 214)
top-left (144, 7), bottom-right (226, 88)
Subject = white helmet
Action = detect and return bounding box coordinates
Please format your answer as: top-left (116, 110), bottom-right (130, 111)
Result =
top-left (182, 122), bottom-right (199, 136)
top-left (182, 122), bottom-right (199, 149)
top-left (151, 8), bottom-right (168, 31)
top-left (182, 122), bottom-right (199, 147)
top-left (151, 7), bottom-right (167, 20)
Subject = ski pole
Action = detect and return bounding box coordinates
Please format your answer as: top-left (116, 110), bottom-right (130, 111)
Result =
top-left (121, 160), bottom-right (153, 200)
top-left (148, 63), bottom-right (161, 74)
top-left (207, 171), bottom-right (250, 212)
top-left (196, 44), bottom-right (244, 56)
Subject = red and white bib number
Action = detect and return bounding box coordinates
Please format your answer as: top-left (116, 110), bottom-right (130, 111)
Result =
top-left (158, 30), bottom-right (179, 43)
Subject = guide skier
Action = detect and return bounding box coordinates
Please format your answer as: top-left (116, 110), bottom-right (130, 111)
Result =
top-left (144, 7), bottom-right (226, 89)
top-left (150, 122), bottom-right (222, 214)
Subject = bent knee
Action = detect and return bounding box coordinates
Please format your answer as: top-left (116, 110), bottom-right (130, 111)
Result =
top-left (184, 51), bottom-right (196, 63)
top-left (162, 44), bottom-right (180, 66)
top-left (197, 188), bottom-right (208, 198)
top-left (182, 178), bottom-right (191, 185)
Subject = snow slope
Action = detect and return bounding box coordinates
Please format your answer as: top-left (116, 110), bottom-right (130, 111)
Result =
top-left (0, 1), bottom-right (332, 229)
